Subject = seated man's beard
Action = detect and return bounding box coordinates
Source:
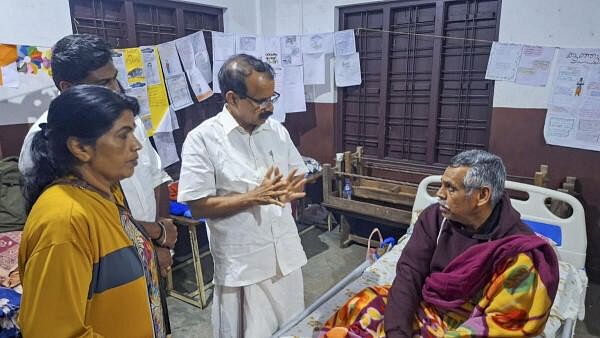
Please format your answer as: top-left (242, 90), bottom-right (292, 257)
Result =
top-left (259, 110), bottom-right (273, 119)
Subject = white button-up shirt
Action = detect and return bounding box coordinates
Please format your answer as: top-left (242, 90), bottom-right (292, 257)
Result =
top-left (178, 105), bottom-right (308, 287)
top-left (19, 111), bottom-right (171, 222)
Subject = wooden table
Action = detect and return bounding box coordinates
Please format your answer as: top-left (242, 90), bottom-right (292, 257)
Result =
top-left (166, 215), bottom-right (213, 309)
top-left (321, 164), bottom-right (412, 247)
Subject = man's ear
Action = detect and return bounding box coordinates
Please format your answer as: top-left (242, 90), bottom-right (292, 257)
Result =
top-left (225, 91), bottom-right (238, 106)
top-left (66, 136), bottom-right (93, 163)
top-left (58, 80), bottom-right (73, 92)
top-left (476, 186), bottom-right (492, 207)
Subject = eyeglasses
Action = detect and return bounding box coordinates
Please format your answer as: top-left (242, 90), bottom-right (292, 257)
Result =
top-left (243, 91), bottom-right (280, 109)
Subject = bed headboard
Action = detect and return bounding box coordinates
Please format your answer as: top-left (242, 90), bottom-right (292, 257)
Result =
top-left (412, 175), bottom-right (587, 269)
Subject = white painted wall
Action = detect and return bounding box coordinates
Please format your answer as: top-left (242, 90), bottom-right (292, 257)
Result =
top-left (494, 0), bottom-right (600, 108)
top-left (0, 0), bottom-right (72, 47)
top-left (180, 0), bottom-right (258, 33)
top-left (0, 0), bottom-right (70, 124)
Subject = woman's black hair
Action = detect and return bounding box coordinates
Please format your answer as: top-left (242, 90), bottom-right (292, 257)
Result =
top-left (23, 84), bottom-right (139, 213)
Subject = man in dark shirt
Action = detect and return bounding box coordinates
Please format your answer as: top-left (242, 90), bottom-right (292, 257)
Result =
top-left (384, 149), bottom-right (558, 337)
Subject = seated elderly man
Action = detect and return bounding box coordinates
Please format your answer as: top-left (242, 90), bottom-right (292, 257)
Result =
top-left (384, 149), bottom-right (559, 337)
top-left (318, 150), bottom-right (559, 338)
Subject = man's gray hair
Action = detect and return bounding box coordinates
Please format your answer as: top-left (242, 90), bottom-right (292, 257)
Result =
top-left (449, 149), bottom-right (506, 205)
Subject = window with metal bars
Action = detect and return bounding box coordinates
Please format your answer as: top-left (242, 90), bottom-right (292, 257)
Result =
top-left (338, 0), bottom-right (500, 168)
top-left (69, 0), bottom-right (222, 50)
top-left (69, 0), bottom-right (225, 177)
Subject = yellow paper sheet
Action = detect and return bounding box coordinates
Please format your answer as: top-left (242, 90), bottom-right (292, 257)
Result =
top-left (123, 48), bottom-right (145, 85)
top-left (144, 47), bottom-right (170, 136)
top-left (0, 44), bottom-right (17, 67)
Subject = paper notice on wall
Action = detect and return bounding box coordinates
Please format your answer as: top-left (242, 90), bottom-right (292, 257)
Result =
top-left (155, 106), bottom-right (179, 134)
top-left (158, 41), bottom-right (194, 111)
top-left (187, 67), bottom-right (213, 102)
top-left (236, 33), bottom-right (262, 58)
top-left (0, 62), bottom-right (19, 87)
top-left (165, 73), bottom-right (193, 111)
top-left (212, 32), bottom-right (235, 61)
top-left (112, 50), bottom-right (130, 89)
top-left (197, 49), bottom-right (212, 81)
top-left (147, 82), bottom-right (170, 134)
top-left (485, 42), bottom-right (523, 82)
top-left (262, 36), bottom-right (282, 66)
top-left (334, 30), bottom-right (356, 56)
top-left (0, 44), bottom-right (17, 65)
top-left (142, 47), bottom-right (161, 86)
top-left (514, 45), bottom-right (556, 87)
top-left (0, 45), bottom-right (19, 88)
top-left (302, 33), bottom-right (334, 54)
top-left (121, 47), bottom-right (155, 132)
top-left (173, 36), bottom-right (193, 71)
top-left (16, 45), bottom-right (52, 75)
top-left (272, 66), bottom-right (286, 122)
top-left (153, 106), bottom-right (180, 169)
top-left (169, 106), bottom-right (179, 131)
top-left (123, 48), bottom-right (145, 85)
top-left (335, 52), bottom-right (361, 87)
top-left (141, 46), bottom-right (170, 136)
top-left (282, 65), bottom-right (306, 113)
top-left (544, 48), bottom-right (600, 152)
top-left (153, 131), bottom-right (179, 168)
top-left (281, 35), bottom-right (303, 66)
top-left (157, 42), bottom-right (183, 77)
top-left (303, 53), bottom-right (326, 85)
top-left (174, 31), bottom-right (212, 84)
top-left (125, 83), bottom-right (151, 124)
top-left (212, 59), bottom-right (225, 93)
top-left (126, 87), bottom-right (153, 131)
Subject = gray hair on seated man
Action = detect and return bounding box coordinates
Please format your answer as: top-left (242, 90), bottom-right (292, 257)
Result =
top-left (449, 149), bottom-right (506, 206)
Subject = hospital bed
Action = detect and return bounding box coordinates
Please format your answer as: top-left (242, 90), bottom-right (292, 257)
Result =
top-left (274, 176), bottom-right (588, 338)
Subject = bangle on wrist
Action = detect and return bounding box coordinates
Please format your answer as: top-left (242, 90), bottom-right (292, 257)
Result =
top-left (153, 221), bottom-right (166, 246)
top-left (158, 221), bottom-right (168, 247)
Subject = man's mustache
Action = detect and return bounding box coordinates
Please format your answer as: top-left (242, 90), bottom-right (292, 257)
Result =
top-left (259, 111), bottom-right (273, 119)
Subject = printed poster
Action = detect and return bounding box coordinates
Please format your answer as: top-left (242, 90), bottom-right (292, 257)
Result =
top-left (485, 42), bottom-right (523, 82)
top-left (16, 45), bottom-right (51, 75)
top-left (123, 48), bottom-right (145, 85)
top-left (544, 48), bottom-right (600, 152)
top-left (141, 46), bottom-right (170, 136)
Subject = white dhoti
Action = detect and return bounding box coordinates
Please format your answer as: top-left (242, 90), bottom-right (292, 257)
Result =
top-left (212, 268), bottom-right (304, 338)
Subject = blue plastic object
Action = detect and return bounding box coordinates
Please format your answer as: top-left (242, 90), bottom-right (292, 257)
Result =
top-left (523, 219), bottom-right (562, 246)
top-left (170, 201), bottom-right (189, 216)
top-left (343, 178), bottom-right (352, 200)
top-left (375, 237), bottom-right (397, 259)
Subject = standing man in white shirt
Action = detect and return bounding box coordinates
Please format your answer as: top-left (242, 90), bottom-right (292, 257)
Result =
top-left (178, 54), bottom-right (308, 337)
top-left (18, 34), bottom-right (177, 274)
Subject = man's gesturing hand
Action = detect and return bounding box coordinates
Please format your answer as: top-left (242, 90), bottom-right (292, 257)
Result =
top-left (278, 168), bottom-right (307, 204)
top-left (247, 166), bottom-right (287, 207)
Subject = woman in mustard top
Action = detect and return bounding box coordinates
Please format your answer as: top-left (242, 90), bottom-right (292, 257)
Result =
top-left (19, 85), bottom-right (167, 337)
